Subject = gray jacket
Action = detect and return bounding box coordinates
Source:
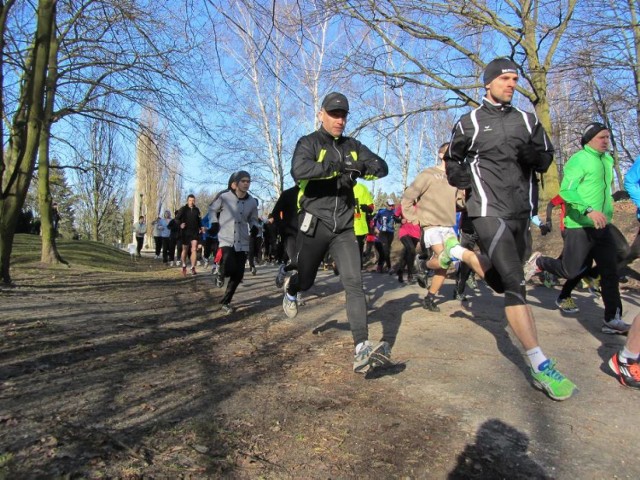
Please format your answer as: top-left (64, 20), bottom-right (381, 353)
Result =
top-left (209, 190), bottom-right (259, 252)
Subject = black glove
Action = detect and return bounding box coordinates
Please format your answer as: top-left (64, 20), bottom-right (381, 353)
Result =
top-left (360, 204), bottom-right (373, 214)
top-left (517, 143), bottom-right (552, 173)
top-left (445, 161), bottom-right (472, 189)
top-left (209, 223), bottom-right (220, 236)
top-left (343, 156), bottom-right (366, 179)
top-left (540, 222), bottom-right (551, 236)
top-left (250, 225), bottom-right (259, 237)
top-left (337, 172), bottom-right (356, 190)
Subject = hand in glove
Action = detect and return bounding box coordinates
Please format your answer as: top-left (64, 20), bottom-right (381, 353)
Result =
top-left (445, 160), bottom-right (472, 189)
top-left (540, 222), bottom-right (552, 236)
top-left (250, 225), bottom-right (259, 237)
top-left (517, 143), bottom-right (552, 173)
top-left (343, 156), bottom-right (366, 179)
top-left (530, 215), bottom-right (542, 227)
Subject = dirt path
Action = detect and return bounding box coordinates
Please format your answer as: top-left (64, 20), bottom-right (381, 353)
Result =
top-left (1, 259), bottom-right (640, 478)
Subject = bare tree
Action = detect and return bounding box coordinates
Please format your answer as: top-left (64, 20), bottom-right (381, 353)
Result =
top-left (330, 0), bottom-right (579, 200)
top-left (0, 0), bottom-right (54, 284)
top-left (72, 115), bottom-right (130, 242)
top-left (564, 0), bottom-right (640, 184)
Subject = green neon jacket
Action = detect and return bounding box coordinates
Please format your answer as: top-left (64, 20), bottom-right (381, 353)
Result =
top-left (559, 145), bottom-right (614, 229)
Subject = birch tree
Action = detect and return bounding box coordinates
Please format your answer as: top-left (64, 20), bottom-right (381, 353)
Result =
top-left (332, 0), bottom-right (579, 200)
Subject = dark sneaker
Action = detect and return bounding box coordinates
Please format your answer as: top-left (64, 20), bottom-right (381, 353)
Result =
top-left (523, 251), bottom-right (542, 282)
top-left (422, 296), bottom-right (440, 312)
top-left (191, 267), bottom-right (197, 276)
top-left (602, 315), bottom-right (631, 335)
top-left (251, 265), bottom-right (257, 275)
top-left (416, 275), bottom-right (427, 288)
top-left (555, 297), bottom-right (579, 314)
top-left (275, 264), bottom-right (287, 288)
top-left (282, 277), bottom-right (298, 318)
top-left (531, 359), bottom-right (577, 401)
top-left (453, 291), bottom-right (468, 302)
top-left (608, 353), bottom-right (640, 388)
top-left (181, 266), bottom-right (187, 277)
top-left (214, 273), bottom-right (224, 288)
top-left (543, 271), bottom-right (558, 288)
top-left (221, 304), bottom-right (234, 315)
top-left (353, 341), bottom-right (373, 373)
top-left (369, 341), bottom-right (392, 370)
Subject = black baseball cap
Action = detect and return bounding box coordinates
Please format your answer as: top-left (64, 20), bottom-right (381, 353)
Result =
top-left (321, 92), bottom-right (349, 112)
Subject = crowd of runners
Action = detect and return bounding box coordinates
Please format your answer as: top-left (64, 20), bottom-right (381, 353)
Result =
top-left (134, 58), bottom-right (640, 400)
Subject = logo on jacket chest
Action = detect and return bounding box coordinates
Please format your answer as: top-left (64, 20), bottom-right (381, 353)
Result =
top-left (483, 125), bottom-right (493, 133)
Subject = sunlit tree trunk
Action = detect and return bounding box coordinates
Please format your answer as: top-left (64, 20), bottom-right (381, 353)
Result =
top-left (0, 0), bottom-right (54, 283)
top-left (38, 1), bottom-right (64, 264)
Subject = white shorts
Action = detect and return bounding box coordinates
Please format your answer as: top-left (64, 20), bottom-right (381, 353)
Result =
top-left (422, 226), bottom-right (456, 248)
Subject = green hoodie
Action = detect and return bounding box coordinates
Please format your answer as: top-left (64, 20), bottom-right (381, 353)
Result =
top-left (559, 145), bottom-right (614, 229)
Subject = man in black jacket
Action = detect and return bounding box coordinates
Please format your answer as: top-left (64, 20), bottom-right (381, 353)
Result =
top-left (283, 92), bottom-right (391, 374)
top-left (176, 194), bottom-right (204, 276)
top-left (444, 58), bottom-right (576, 401)
top-left (272, 185), bottom-right (300, 288)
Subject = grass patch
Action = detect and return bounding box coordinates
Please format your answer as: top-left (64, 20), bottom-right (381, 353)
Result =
top-left (10, 234), bottom-right (158, 272)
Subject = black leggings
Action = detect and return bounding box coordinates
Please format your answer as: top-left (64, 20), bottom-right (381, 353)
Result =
top-left (219, 247), bottom-right (247, 305)
top-left (472, 217), bottom-right (528, 306)
top-left (456, 229), bottom-right (479, 295)
top-left (286, 219), bottom-right (369, 346)
top-left (396, 235), bottom-right (418, 276)
top-left (377, 231), bottom-right (394, 269)
top-left (136, 236), bottom-right (144, 255)
top-left (538, 225), bottom-right (622, 321)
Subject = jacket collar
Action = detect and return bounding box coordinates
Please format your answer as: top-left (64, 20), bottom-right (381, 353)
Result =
top-left (583, 145), bottom-right (608, 157)
top-left (319, 126), bottom-right (343, 141)
top-left (482, 96), bottom-right (512, 112)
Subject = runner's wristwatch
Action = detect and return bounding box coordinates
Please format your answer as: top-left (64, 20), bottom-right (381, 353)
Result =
top-left (584, 206), bottom-right (594, 215)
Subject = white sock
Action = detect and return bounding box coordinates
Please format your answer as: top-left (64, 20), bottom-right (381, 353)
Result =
top-left (286, 293), bottom-right (296, 301)
top-left (526, 347), bottom-right (548, 372)
top-left (620, 347), bottom-right (639, 363)
top-left (450, 245), bottom-right (466, 260)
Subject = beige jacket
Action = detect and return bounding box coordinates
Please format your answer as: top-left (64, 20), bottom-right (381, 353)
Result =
top-left (401, 165), bottom-right (464, 228)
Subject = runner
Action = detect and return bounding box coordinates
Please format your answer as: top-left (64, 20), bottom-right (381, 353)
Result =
top-left (176, 194), bottom-right (204, 276)
top-left (283, 92), bottom-right (391, 373)
top-left (208, 171), bottom-right (260, 314)
top-left (526, 122), bottom-right (629, 335)
top-left (444, 57), bottom-right (577, 400)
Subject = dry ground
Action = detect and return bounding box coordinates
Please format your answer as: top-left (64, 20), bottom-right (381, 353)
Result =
top-left (2, 202), bottom-right (640, 479)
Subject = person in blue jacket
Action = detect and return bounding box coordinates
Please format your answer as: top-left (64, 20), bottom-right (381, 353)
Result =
top-left (373, 199), bottom-right (398, 273)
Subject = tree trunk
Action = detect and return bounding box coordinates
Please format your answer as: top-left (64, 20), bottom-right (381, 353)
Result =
top-left (0, 0), bottom-right (54, 283)
top-left (39, 4), bottom-right (64, 264)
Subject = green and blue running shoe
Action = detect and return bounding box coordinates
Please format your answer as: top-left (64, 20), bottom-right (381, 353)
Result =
top-left (438, 234), bottom-right (461, 269)
top-left (531, 359), bottom-right (577, 401)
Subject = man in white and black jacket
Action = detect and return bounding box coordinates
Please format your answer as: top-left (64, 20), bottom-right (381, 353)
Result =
top-left (444, 58), bottom-right (577, 401)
